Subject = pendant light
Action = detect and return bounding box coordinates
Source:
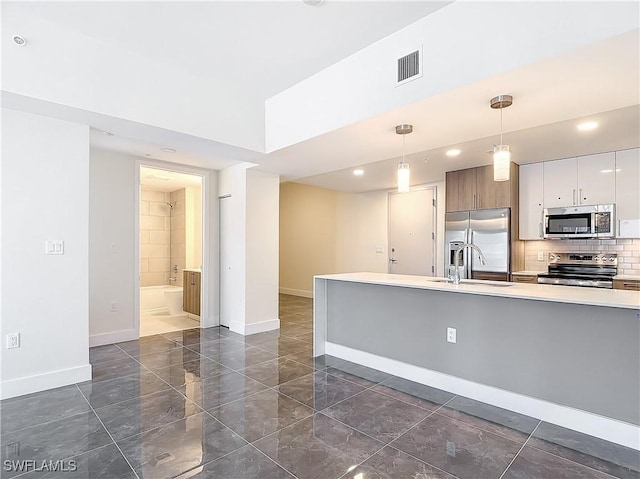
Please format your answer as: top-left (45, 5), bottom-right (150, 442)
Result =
top-left (396, 124), bottom-right (413, 192)
top-left (490, 94), bottom-right (513, 182)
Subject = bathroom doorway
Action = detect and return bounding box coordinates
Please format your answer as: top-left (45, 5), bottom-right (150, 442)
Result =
top-left (137, 165), bottom-right (205, 337)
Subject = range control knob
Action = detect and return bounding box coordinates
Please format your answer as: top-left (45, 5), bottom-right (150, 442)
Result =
top-left (609, 257), bottom-right (616, 261)
top-left (594, 256), bottom-right (600, 261)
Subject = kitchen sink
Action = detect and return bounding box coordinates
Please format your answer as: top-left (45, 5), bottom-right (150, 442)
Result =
top-left (429, 278), bottom-right (514, 287)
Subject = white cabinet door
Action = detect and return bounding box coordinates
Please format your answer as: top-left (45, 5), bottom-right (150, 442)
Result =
top-left (616, 148), bottom-right (640, 238)
top-left (577, 152), bottom-right (616, 205)
top-left (519, 163), bottom-right (544, 239)
top-left (543, 158), bottom-right (577, 207)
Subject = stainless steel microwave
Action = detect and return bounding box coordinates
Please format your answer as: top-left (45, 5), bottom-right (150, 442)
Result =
top-left (543, 204), bottom-right (615, 239)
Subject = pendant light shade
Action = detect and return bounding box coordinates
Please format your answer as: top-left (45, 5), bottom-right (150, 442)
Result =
top-left (493, 144), bottom-right (511, 181)
top-left (490, 95), bottom-right (513, 182)
top-left (397, 163), bottom-right (410, 192)
top-left (395, 124), bottom-right (413, 192)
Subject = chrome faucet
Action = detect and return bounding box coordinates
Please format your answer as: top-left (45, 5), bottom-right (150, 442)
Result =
top-left (452, 243), bottom-right (488, 285)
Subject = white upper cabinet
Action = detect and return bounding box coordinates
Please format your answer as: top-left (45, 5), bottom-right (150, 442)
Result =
top-left (576, 152), bottom-right (616, 205)
top-left (542, 153), bottom-right (615, 208)
top-left (519, 163), bottom-right (544, 240)
top-left (615, 148), bottom-right (640, 238)
top-left (543, 158), bottom-right (577, 208)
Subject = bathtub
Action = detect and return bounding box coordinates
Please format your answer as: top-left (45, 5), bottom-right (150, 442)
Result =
top-left (140, 285), bottom-right (183, 312)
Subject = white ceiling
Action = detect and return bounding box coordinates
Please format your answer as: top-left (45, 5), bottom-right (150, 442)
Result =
top-left (140, 166), bottom-right (202, 193)
top-left (4, 1), bottom-right (639, 192)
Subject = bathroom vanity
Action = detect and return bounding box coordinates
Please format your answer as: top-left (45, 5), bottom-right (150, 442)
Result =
top-left (183, 269), bottom-right (201, 316)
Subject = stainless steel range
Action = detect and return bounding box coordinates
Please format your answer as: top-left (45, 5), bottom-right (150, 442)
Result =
top-left (537, 253), bottom-right (617, 289)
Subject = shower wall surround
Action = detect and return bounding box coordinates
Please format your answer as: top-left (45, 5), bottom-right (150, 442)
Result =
top-left (140, 188), bottom-right (171, 287)
top-left (170, 188), bottom-right (186, 287)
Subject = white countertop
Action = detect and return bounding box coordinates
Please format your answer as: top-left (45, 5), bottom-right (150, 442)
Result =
top-left (315, 272), bottom-right (640, 310)
top-left (512, 271), bottom-right (541, 276)
top-left (183, 268), bottom-right (201, 273)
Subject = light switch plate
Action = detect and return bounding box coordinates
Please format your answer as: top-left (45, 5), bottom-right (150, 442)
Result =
top-left (45, 240), bottom-right (64, 255)
top-left (375, 245), bottom-right (384, 254)
top-left (537, 252), bottom-right (545, 261)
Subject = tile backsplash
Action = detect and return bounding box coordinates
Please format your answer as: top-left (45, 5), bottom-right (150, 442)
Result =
top-left (524, 238), bottom-right (640, 276)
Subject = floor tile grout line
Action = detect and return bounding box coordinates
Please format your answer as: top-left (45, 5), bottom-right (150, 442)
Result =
top-left (247, 443), bottom-right (301, 479)
top-left (498, 420), bottom-right (541, 479)
top-left (523, 440), bottom-right (633, 479)
top-left (427, 408), bottom-right (541, 446)
top-left (74, 384), bottom-right (141, 479)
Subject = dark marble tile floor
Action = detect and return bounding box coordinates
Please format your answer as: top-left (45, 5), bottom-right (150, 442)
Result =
top-left (1, 294), bottom-right (637, 479)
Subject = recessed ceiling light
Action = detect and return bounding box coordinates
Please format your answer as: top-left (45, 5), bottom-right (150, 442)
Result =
top-left (353, 169), bottom-right (364, 176)
top-left (446, 149), bottom-right (461, 157)
top-left (577, 121), bottom-right (598, 131)
top-left (12, 35), bottom-right (26, 47)
top-left (160, 147), bottom-right (176, 153)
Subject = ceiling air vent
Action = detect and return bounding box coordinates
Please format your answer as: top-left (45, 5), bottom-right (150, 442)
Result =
top-left (396, 47), bottom-right (423, 86)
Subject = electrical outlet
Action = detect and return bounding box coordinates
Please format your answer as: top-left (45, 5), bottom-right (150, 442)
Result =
top-left (110, 301), bottom-right (118, 312)
top-left (110, 243), bottom-right (118, 253)
top-left (537, 252), bottom-right (545, 261)
top-left (447, 327), bottom-right (457, 343)
top-left (6, 333), bottom-right (20, 349)
top-left (446, 441), bottom-right (456, 457)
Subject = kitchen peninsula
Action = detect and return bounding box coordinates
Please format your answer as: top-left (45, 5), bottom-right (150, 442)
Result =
top-left (313, 272), bottom-right (640, 449)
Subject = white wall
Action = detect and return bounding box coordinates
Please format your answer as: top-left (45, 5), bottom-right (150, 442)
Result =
top-left (89, 149), bottom-right (137, 345)
top-left (280, 181), bottom-right (446, 297)
top-left (266, 2), bottom-right (638, 151)
top-left (219, 165), bottom-right (280, 335)
top-left (246, 169), bottom-right (280, 332)
top-left (219, 164), bottom-right (248, 333)
top-left (1, 108), bottom-right (91, 399)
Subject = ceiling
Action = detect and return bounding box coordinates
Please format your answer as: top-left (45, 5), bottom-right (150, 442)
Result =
top-left (4, 2), bottom-right (639, 193)
top-left (140, 166), bottom-right (202, 193)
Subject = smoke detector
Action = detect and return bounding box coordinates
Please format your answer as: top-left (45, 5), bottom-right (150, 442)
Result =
top-left (12, 35), bottom-right (27, 47)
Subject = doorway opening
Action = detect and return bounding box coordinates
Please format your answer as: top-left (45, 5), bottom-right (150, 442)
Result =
top-left (138, 166), bottom-right (204, 336)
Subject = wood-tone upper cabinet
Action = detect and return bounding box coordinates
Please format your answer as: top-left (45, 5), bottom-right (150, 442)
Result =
top-left (519, 163), bottom-right (544, 240)
top-left (183, 270), bottom-right (201, 316)
top-left (475, 165), bottom-right (512, 210)
top-left (615, 148), bottom-right (640, 238)
top-left (543, 153), bottom-right (615, 208)
top-left (445, 168), bottom-right (476, 212)
top-left (446, 163), bottom-right (517, 212)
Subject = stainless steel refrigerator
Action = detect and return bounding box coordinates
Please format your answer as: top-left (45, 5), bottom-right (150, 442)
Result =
top-left (445, 208), bottom-right (511, 281)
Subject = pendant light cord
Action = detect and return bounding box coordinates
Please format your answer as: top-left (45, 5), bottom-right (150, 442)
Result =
top-left (500, 107), bottom-right (503, 145)
top-left (402, 134), bottom-right (406, 165)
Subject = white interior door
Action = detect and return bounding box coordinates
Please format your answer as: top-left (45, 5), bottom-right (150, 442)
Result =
top-left (219, 196), bottom-right (231, 327)
top-left (388, 188), bottom-right (436, 276)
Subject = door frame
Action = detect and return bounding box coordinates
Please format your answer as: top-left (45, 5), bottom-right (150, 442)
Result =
top-left (134, 159), bottom-right (212, 336)
top-left (387, 186), bottom-right (438, 275)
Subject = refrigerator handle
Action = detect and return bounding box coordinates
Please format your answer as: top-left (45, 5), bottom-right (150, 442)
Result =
top-left (467, 228), bottom-right (473, 279)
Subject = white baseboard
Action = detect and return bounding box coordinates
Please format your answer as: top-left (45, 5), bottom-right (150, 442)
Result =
top-left (202, 314), bottom-right (220, 329)
top-left (89, 329), bottom-right (138, 347)
top-left (1, 364), bottom-right (92, 400)
top-left (279, 287), bottom-right (313, 298)
top-left (325, 342), bottom-right (640, 451)
top-left (230, 318), bottom-right (280, 336)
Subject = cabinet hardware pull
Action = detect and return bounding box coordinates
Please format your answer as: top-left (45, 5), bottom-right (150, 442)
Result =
top-left (580, 188), bottom-right (583, 203)
top-left (572, 189), bottom-right (576, 205)
top-left (539, 222), bottom-right (543, 238)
